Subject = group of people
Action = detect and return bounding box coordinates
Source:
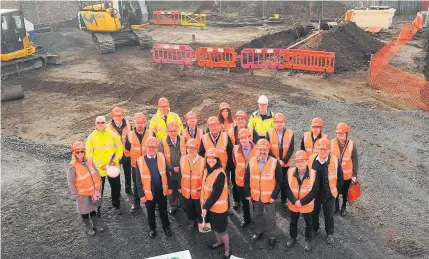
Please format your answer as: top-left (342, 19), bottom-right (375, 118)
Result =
top-left (67, 95), bottom-right (358, 258)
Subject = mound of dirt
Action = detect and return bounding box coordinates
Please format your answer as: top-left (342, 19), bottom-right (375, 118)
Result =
top-left (33, 27), bottom-right (93, 53)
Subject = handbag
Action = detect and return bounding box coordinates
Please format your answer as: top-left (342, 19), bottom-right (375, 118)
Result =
top-left (347, 180), bottom-right (361, 205)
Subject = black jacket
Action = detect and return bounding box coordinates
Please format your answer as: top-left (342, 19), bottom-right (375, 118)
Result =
top-left (202, 168), bottom-right (226, 210)
top-left (311, 154), bottom-right (344, 199)
top-left (266, 129), bottom-right (295, 165)
top-left (198, 132), bottom-right (234, 170)
top-left (285, 166), bottom-right (319, 205)
top-left (135, 155), bottom-right (171, 199)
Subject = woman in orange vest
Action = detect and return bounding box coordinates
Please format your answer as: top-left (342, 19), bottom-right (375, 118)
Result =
top-left (180, 138), bottom-right (205, 232)
top-left (67, 141), bottom-right (104, 236)
top-left (201, 148), bottom-right (231, 259)
top-left (285, 150), bottom-right (318, 252)
top-left (331, 122), bottom-right (358, 216)
top-left (218, 102), bottom-right (234, 132)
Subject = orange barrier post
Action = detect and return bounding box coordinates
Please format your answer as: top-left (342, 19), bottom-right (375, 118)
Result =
top-left (285, 49), bottom-right (336, 73)
top-left (152, 11), bottom-right (181, 25)
top-left (195, 47), bottom-right (237, 71)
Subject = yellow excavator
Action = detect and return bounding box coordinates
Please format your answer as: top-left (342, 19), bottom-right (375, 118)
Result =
top-left (78, 0), bottom-right (153, 54)
top-left (1, 9), bottom-right (60, 78)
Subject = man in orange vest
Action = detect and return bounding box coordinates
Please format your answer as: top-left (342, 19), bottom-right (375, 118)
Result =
top-left (285, 150), bottom-right (318, 252)
top-left (331, 122), bottom-right (358, 216)
top-left (159, 121), bottom-right (187, 215)
top-left (107, 107), bottom-right (133, 194)
top-left (309, 138), bottom-right (343, 244)
top-left (266, 113), bottom-right (294, 208)
top-left (135, 137), bottom-right (173, 238)
top-left (301, 117), bottom-right (328, 156)
top-left (244, 139), bottom-right (282, 249)
top-left (124, 112), bottom-right (154, 213)
top-left (182, 111), bottom-right (203, 148)
top-left (233, 128), bottom-right (257, 228)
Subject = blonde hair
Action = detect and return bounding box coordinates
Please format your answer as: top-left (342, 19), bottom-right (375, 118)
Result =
top-left (71, 151), bottom-right (87, 164)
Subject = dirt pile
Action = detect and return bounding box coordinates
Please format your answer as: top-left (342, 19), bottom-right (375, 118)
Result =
top-left (33, 27), bottom-right (93, 53)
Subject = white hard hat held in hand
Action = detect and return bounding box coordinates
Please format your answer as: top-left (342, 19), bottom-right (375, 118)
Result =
top-left (106, 165), bottom-right (120, 178)
top-left (258, 95), bottom-right (269, 104)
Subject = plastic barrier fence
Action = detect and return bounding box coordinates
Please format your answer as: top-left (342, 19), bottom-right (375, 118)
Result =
top-left (180, 13), bottom-right (207, 27)
top-left (152, 44), bottom-right (194, 67)
top-left (285, 49), bottom-right (336, 73)
top-left (153, 11), bottom-right (181, 25)
top-left (195, 48), bottom-right (237, 69)
top-left (240, 48), bottom-right (287, 70)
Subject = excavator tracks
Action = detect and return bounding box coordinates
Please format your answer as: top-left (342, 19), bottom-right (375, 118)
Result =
top-left (92, 33), bottom-right (115, 54)
top-left (132, 29), bottom-right (153, 49)
top-left (1, 53), bottom-right (61, 79)
top-left (92, 30), bottom-right (153, 54)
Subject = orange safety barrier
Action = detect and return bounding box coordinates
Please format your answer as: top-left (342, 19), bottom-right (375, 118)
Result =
top-left (285, 49), bottom-right (336, 73)
top-left (153, 11), bottom-right (181, 25)
top-left (151, 44), bottom-right (194, 69)
top-left (195, 47), bottom-right (237, 70)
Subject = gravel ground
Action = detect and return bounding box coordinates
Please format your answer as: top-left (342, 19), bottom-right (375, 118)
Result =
top-left (2, 93), bottom-right (428, 258)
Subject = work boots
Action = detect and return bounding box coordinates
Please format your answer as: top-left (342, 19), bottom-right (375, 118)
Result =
top-left (83, 219), bottom-right (95, 236)
top-left (91, 216), bottom-right (104, 232)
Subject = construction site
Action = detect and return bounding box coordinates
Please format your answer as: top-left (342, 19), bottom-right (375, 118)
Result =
top-left (1, 1), bottom-right (429, 259)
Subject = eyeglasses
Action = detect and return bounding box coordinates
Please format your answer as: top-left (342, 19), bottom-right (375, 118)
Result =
top-left (96, 121), bottom-right (106, 124)
top-left (75, 151), bottom-right (85, 154)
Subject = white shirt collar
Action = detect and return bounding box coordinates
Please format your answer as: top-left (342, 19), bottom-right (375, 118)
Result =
top-left (316, 154), bottom-right (327, 164)
top-left (147, 153), bottom-right (157, 159)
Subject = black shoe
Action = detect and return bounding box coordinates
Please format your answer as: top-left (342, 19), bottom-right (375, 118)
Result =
top-left (341, 205), bottom-right (347, 217)
top-left (326, 235), bottom-right (334, 244)
top-left (251, 233), bottom-right (264, 243)
top-left (240, 220), bottom-right (251, 228)
top-left (130, 204), bottom-right (141, 213)
top-left (125, 187), bottom-right (133, 195)
top-left (164, 228), bottom-right (173, 237)
top-left (168, 209), bottom-right (177, 215)
top-left (149, 230), bottom-right (157, 238)
top-left (268, 238), bottom-right (276, 249)
top-left (304, 240), bottom-right (312, 252)
top-left (286, 238), bottom-right (296, 248)
top-left (207, 242), bottom-right (224, 250)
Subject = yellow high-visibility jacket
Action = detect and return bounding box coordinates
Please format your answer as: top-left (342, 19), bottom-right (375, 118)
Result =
top-left (85, 129), bottom-right (124, 177)
top-left (248, 110), bottom-right (275, 137)
top-left (149, 110), bottom-right (184, 140)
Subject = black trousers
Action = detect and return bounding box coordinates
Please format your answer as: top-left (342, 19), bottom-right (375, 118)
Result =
top-left (312, 196), bottom-right (335, 235)
top-left (238, 186), bottom-right (251, 222)
top-left (230, 167), bottom-right (240, 203)
top-left (81, 211), bottom-right (97, 219)
top-left (145, 195), bottom-right (170, 231)
top-left (290, 211), bottom-right (312, 240)
top-left (281, 166), bottom-right (289, 203)
top-left (183, 196), bottom-right (202, 222)
top-left (100, 175), bottom-right (121, 209)
top-left (336, 179), bottom-right (352, 208)
top-left (131, 167), bottom-right (140, 206)
top-left (120, 156), bottom-right (131, 191)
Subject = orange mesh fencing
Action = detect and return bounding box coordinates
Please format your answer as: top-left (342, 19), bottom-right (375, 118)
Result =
top-left (369, 13), bottom-right (429, 110)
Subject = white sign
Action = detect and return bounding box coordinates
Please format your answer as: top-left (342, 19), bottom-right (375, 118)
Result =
top-left (145, 250), bottom-right (192, 259)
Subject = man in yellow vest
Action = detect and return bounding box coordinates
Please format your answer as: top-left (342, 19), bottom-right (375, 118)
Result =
top-left (301, 117), bottom-right (328, 156)
top-left (285, 150), bottom-right (318, 252)
top-left (266, 113), bottom-right (294, 208)
top-left (308, 138), bottom-right (343, 245)
top-left (150, 97), bottom-right (183, 140)
top-left (85, 116), bottom-right (124, 216)
top-left (248, 95), bottom-right (275, 140)
top-left (244, 139), bottom-right (282, 249)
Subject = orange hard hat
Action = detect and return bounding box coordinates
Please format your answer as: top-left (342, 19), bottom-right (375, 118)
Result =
top-left (186, 138), bottom-right (198, 149)
top-left (317, 138), bottom-right (331, 150)
top-left (158, 97), bottom-right (170, 107)
top-left (234, 110), bottom-right (248, 120)
top-left (71, 141), bottom-right (85, 152)
top-left (145, 136), bottom-right (159, 147)
top-left (206, 148), bottom-right (218, 158)
top-left (238, 128), bottom-right (250, 139)
top-left (336, 122), bottom-right (350, 133)
top-left (256, 139), bottom-right (270, 150)
top-left (218, 102), bottom-right (231, 111)
top-left (274, 113), bottom-right (287, 123)
top-left (185, 111), bottom-right (198, 121)
top-left (111, 107), bottom-right (124, 117)
top-left (207, 116), bottom-right (220, 126)
top-left (311, 117), bottom-right (324, 127)
top-left (133, 112), bottom-right (147, 123)
top-left (294, 150), bottom-right (309, 161)
top-left (167, 121), bottom-right (178, 132)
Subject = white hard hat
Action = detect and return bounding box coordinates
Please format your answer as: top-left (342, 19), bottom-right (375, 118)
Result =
top-left (106, 165), bottom-right (120, 178)
top-left (258, 95), bottom-right (269, 104)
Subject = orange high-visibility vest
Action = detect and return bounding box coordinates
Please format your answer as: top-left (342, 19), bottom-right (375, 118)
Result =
top-left (162, 136), bottom-right (187, 165)
top-left (180, 154), bottom-right (205, 199)
top-left (227, 126), bottom-right (254, 145)
top-left (267, 128), bottom-right (293, 167)
top-left (249, 157), bottom-right (278, 203)
top-left (202, 132), bottom-right (229, 169)
top-left (303, 132), bottom-right (328, 156)
top-left (221, 121), bottom-right (234, 132)
top-left (71, 161), bottom-right (102, 196)
top-left (308, 154), bottom-right (339, 198)
top-left (136, 153), bottom-right (168, 200)
top-left (108, 120), bottom-right (131, 157)
top-left (287, 167), bottom-right (316, 213)
top-left (182, 127), bottom-right (203, 148)
top-left (128, 129), bottom-right (153, 167)
top-left (233, 144), bottom-right (257, 187)
top-left (201, 168), bottom-right (228, 213)
top-left (331, 139), bottom-right (354, 180)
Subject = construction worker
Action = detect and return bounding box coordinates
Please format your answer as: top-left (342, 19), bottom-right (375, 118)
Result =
top-left (182, 111), bottom-right (203, 148)
top-left (248, 95), bottom-right (275, 140)
top-left (85, 116), bottom-right (123, 216)
top-left (301, 117), bottom-right (328, 156)
top-left (244, 139), bottom-right (282, 249)
top-left (218, 102), bottom-right (234, 132)
top-left (331, 122), bottom-right (358, 216)
top-left (159, 121), bottom-right (187, 215)
top-left (266, 113), bottom-right (294, 208)
top-left (124, 112), bottom-right (154, 213)
top-left (179, 138), bottom-right (205, 232)
top-left (308, 138), bottom-right (343, 244)
top-left (150, 97), bottom-right (183, 140)
top-left (201, 148), bottom-right (231, 259)
top-left (107, 107), bottom-right (132, 195)
top-left (232, 128), bottom-right (257, 227)
top-left (135, 137), bottom-right (173, 238)
top-left (228, 110), bottom-right (258, 145)
top-left (285, 150), bottom-right (318, 252)
top-left (67, 141), bottom-right (104, 235)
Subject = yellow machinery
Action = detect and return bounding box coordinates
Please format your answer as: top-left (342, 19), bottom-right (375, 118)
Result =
top-left (1, 9), bottom-right (60, 78)
top-left (78, 0), bottom-right (153, 54)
